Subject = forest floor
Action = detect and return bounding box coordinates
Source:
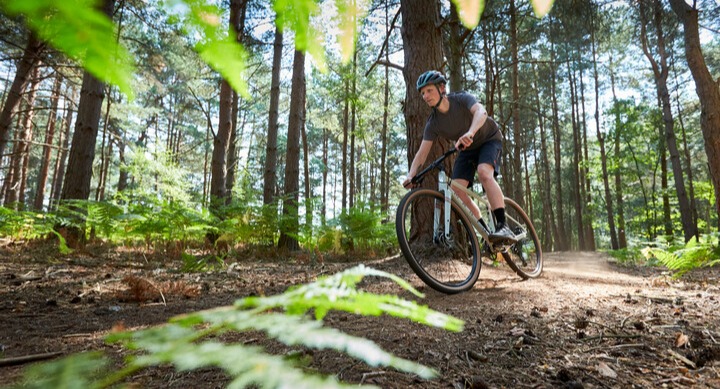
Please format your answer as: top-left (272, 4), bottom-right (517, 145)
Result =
top-left (1, 242), bottom-right (720, 388)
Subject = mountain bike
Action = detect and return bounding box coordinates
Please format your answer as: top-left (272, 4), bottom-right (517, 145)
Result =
top-left (396, 147), bottom-right (542, 294)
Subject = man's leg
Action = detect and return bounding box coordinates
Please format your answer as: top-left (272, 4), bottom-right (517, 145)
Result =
top-left (476, 163), bottom-right (504, 210)
top-left (477, 163), bottom-right (516, 241)
top-left (451, 178), bottom-right (482, 219)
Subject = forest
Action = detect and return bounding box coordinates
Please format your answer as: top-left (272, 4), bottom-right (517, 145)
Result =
top-left (0, 0), bottom-right (718, 261)
top-left (1, 0), bottom-right (720, 387)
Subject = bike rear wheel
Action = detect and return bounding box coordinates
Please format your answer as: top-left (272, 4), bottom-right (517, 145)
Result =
top-left (396, 189), bottom-right (480, 294)
top-left (501, 198), bottom-right (543, 279)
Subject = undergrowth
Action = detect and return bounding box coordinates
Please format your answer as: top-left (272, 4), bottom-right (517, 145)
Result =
top-left (608, 232), bottom-right (720, 277)
top-left (7, 265), bottom-right (464, 389)
top-left (0, 197), bottom-right (396, 261)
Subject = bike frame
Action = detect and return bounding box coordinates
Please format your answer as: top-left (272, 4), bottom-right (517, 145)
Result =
top-left (436, 170), bottom-right (527, 252)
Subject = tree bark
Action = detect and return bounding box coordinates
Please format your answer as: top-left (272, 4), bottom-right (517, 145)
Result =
top-left (6, 65), bottom-right (40, 208)
top-left (61, 0), bottom-right (114, 207)
top-left (400, 0), bottom-right (449, 241)
top-left (591, 18), bottom-right (618, 249)
top-left (509, 0), bottom-right (523, 206)
top-left (0, 33), bottom-right (45, 161)
top-left (610, 70), bottom-right (627, 249)
top-left (278, 49), bottom-right (306, 252)
top-left (380, 0), bottom-right (390, 212)
top-left (639, 0), bottom-right (696, 241)
top-left (549, 37), bottom-right (567, 250)
top-left (50, 86), bottom-right (75, 209)
top-left (668, 0), bottom-right (720, 228)
top-left (34, 74), bottom-right (63, 210)
top-left (263, 28), bottom-right (283, 206)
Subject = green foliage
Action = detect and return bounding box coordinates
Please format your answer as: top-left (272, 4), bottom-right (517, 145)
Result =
top-left (641, 233), bottom-right (720, 277)
top-left (215, 201), bottom-right (280, 247)
top-left (181, 252), bottom-right (225, 272)
top-left (338, 202), bottom-right (394, 253)
top-left (9, 352), bottom-right (109, 389)
top-left (0, 206), bottom-right (70, 253)
top-left (0, 0), bottom-right (135, 98)
top-left (11, 266), bottom-right (464, 388)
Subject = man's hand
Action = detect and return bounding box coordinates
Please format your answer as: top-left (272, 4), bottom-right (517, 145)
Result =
top-left (403, 175), bottom-right (417, 189)
top-left (455, 131), bottom-right (474, 150)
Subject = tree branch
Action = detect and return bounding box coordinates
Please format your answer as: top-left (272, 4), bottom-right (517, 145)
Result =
top-left (365, 8), bottom-right (401, 77)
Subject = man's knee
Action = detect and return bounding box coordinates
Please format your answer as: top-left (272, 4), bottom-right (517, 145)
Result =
top-left (476, 164), bottom-right (494, 183)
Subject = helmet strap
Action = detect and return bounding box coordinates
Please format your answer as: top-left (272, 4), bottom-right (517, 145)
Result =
top-left (433, 85), bottom-right (445, 110)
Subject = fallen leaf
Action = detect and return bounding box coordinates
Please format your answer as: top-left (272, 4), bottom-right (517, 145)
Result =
top-left (676, 332), bottom-right (690, 348)
top-left (597, 362), bottom-right (617, 378)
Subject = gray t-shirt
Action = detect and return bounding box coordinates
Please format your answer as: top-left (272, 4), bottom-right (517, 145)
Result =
top-left (423, 92), bottom-right (502, 150)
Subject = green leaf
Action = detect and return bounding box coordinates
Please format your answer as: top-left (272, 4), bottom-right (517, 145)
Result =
top-left (273, 0), bottom-right (326, 71)
top-left (2, 0), bottom-right (136, 99)
top-left (197, 36), bottom-right (249, 98)
top-left (451, 0), bottom-right (485, 29)
top-left (12, 352), bottom-right (108, 389)
top-left (334, 0), bottom-right (369, 63)
top-left (530, 0), bottom-right (555, 17)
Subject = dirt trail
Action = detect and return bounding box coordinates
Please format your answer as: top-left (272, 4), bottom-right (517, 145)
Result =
top-left (1, 248), bottom-right (719, 388)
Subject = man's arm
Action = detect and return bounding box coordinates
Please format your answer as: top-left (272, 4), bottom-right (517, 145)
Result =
top-left (455, 102), bottom-right (488, 150)
top-left (403, 139), bottom-right (433, 188)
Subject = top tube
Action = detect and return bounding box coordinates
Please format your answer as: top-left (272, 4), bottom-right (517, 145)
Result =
top-left (411, 147), bottom-right (458, 185)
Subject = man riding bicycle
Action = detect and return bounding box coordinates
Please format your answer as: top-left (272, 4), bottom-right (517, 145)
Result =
top-left (402, 70), bottom-right (516, 243)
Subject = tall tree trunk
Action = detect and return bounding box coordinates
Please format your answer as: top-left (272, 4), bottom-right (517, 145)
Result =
top-left (671, 58), bottom-right (698, 238)
top-left (568, 59), bottom-right (583, 250)
top-left (263, 28), bottom-right (283, 206)
top-left (50, 86), bottom-right (75, 209)
top-left (226, 91), bottom-right (239, 203)
top-left (380, 0), bottom-right (390, 213)
top-left (578, 52), bottom-right (595, 250)
top-left (400, 0), bottom-right (449, 241)
top-left (509, 0), bottom-right (523, 206)
top-left (445, 2), bottom-right (469, 92)
top-left (7, 66), bottom-right (40, 208)
top-left (301, 117), bottom-right (312, 230)
top-left (532, 73), bottom-right (555, 251)
top-left (117, 138), bottom-right (128, 192)
top-left (34, 74), bottom-right (63, 210)
top-left (668, 0), bottom-right (720, 229)
top-left (639, 0), bottom-right (696, 241)
top-left (60, 0), bottom-right (114, 246)
top-left (0, 33), bottom-right (45, 161)
top-left (349, 51), bottom-right (357, 209)
top-left (278, 49), bottom-right (306, 252)
top-left (322, 127), bottom-right (328, 225)
top-left (591, 18), bottom-right (618, 249)
top-left (341, 79), bottom-right (349, 212)
top-left (210, 0), bottom-right (246, 214)
top-left (610, 70), bottom-right (627, 249)
top-left (226, 1), bottom-right (247, 203)
top-left (549, 37), bottom-right (567, 250)
top-left (95, 87), bottom-right (113, 201)
top-left (210, 78), bottom-right (232, 213)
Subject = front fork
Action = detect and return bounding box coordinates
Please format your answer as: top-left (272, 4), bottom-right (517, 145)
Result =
top-left (432, 171), bottom-right (452, 244)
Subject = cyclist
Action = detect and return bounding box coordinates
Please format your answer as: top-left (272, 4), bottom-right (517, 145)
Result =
top-left (402, 70), bottom-right (516, 243)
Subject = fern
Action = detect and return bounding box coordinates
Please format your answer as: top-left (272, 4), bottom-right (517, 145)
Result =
top-left (642, 233), bottom-right (720, 277)
top-left (11, 266), bottom-right (463, 388)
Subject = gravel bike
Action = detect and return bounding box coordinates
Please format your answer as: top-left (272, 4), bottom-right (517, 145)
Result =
top-left (396, 147), bottom-right (542, 294)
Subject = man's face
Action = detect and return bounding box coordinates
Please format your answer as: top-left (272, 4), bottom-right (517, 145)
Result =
top-left (420, 84), bottom-right (442, 107)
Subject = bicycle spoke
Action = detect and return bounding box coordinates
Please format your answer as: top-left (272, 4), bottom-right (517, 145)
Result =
top-left (396, 189), bottom-right (480, 293)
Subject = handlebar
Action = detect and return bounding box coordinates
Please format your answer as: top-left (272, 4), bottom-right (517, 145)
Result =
top-left (410, 147), bottom-right (459, 185)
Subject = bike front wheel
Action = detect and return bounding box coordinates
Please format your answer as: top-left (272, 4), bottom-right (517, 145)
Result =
top-left (501, 198), bottom-right (543, 279)
top-left (396, 189), bottom-right (480, 294)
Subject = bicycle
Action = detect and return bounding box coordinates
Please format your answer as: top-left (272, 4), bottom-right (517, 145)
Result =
top-left (396, 147), bottom-right (543, 294)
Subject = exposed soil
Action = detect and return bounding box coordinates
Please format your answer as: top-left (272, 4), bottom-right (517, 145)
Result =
top-left (1, 242), bottom-right (720, 388)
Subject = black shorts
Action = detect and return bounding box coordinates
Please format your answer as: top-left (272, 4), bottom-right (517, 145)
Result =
top-left (452, 140), bottom-right (502, 187)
